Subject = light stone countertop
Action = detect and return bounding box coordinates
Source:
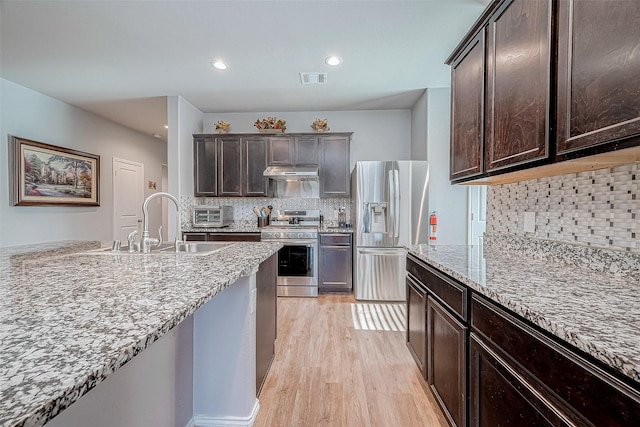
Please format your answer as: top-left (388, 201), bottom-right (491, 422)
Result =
top-left (0, 240), bottom-right (282, 427)
top-left (405, 243), bottom-right (640, 385)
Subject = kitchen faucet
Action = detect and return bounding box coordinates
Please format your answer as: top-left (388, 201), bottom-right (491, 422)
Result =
top-left (140, 192), bottom-right (184, 253)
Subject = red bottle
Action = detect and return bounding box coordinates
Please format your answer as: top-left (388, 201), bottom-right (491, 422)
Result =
top-left (429, 212), bottom-right (437, 241)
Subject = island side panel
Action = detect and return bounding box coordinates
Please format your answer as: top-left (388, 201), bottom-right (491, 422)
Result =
top-left (192, 273), bottom-right (258, 423)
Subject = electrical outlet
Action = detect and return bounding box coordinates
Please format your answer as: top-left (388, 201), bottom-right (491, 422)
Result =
top-left (523, 211), bottom-right (536, 233)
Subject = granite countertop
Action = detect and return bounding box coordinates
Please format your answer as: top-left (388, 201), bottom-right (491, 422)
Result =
top-left (405, 242), bottom-right (640, 385)
top-left (0, 240), bottom-right (282, 427)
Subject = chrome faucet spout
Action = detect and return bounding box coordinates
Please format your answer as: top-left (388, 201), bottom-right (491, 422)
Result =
top-left (141, 192), bottom-right (181, 253)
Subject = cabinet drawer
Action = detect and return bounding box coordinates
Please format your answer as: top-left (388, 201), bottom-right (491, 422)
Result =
top-left (406, 255), bottom-right (467, 320)
top-left (319, 233), bottom-right (351, 245)
top-left (208, 233), bottom-right (261, 242)
top-left (183, 232), bottom-right (208, 241)
top-left (471, 294), bottom-right (640, 426)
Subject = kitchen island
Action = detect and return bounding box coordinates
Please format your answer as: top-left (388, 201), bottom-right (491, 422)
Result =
top-left (0, 240), bottom-right (281, 427)
top-left (406, 235), bottom-right (640, 426)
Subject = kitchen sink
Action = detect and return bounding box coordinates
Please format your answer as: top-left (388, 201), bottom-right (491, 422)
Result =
top-left (78, 242), bottom-right (237, 256)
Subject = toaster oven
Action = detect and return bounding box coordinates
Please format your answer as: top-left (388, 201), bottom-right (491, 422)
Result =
top-left (192, 205), bottom-right (233, 228)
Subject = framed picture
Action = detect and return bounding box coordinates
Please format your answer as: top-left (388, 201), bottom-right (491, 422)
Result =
top-left (9, 136), bottom-right (100, 206)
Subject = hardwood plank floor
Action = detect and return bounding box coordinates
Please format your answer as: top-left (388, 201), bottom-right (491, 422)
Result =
top-left (254, 295), bottom-right (448, 427)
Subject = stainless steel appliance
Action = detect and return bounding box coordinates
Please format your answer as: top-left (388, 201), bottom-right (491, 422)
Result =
top-left (192, 205), bottom-right (233, 228)
top-left (260, 209), bottom-right (320, 297)
top-left (352, 161), bottom-right (429, 301)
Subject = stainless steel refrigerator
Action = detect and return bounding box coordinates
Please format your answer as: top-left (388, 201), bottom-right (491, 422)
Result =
top-left (351, 161), bottom-right (429, 301)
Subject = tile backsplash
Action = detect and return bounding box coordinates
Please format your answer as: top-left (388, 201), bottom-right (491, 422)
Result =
top-left (180, 196), bottom-right (350, 228)
top-left (487, 163), bottom-right (640, 253)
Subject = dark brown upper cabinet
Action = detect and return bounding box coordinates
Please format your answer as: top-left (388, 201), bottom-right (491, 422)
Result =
top-left (193, 135), bottom-right (268, 197)
top-left (243, 137), bottom-right (269, 196)
top-left (450, 31), bottom-right (485, 181)
top-left (267, 136), bottom-right (319, 166)
top-left (217, 136), bottom-right (243, 196)
top-left (294, 135), bottom-right (319, 165)
top-left (484, 0), bottom-right (552, 173)
top-left (319, 135), bottom-right (351, 197)
top-left (447, 0), bottom-right (640, 184)
top-left (556, 0), bottom-right (640, 158)
top-left (194, 136), bottom-right (217, 196)
top-left (267, 137), bottom-right (293, 165)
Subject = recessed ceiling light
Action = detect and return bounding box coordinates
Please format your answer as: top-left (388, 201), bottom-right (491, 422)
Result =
top-left (164, 125), bottom-right (168, 129)
top-left (325, 55), bottom-right (342, 66)
top-left (211, 60), bottom-right (227, 70)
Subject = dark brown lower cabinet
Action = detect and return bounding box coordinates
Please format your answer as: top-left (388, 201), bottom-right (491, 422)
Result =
top-left (256, 254), bottom-right (277, 397)
top-left (182, 232), bottom-right (207, 241)
top-left (318, 233), bottom-right (352, 293)
top-left (407, 255), bottom-right (640, 427)
top-left (183, 232), bottom-right (261, 242)
top-left (406, 276), bottom-right (427, 375)
top-left (428, 296), bottom-right (467, 427)
top-left (469, 333), bottom-right (567, 427)
top-left (472, 294), bottom-right (640, 427)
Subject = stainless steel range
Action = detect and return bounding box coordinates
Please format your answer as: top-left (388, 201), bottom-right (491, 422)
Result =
top-left (260, 210), bottom-right (319, 297)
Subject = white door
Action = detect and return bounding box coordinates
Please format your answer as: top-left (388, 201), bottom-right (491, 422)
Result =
top-left (468, 185), bottom-right (487, 246)
top-left (113, 158), bottom-right (144, 243)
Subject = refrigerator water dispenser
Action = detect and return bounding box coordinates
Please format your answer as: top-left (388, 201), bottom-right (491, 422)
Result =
top-left (364, 202), bottom-right (388, 233)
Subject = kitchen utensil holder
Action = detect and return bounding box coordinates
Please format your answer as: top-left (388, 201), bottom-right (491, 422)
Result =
top-left (257, 216), bottom-right (270, 228)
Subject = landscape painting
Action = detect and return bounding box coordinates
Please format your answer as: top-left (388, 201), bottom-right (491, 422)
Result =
top-left (10, 136), bottom-right (100, 206)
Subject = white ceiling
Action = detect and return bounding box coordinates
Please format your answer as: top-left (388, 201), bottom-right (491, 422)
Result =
top-left (0, 0), bottom-right (487, 141)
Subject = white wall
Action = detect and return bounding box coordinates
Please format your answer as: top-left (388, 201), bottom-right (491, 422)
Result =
top-left (424, 88), bottom-right (468, 245)
top-left (0, 79), bottom-right (167, 247)
top-left (410, 90), bottom-right (428, 161)
top-left (166, 96), bottom-right (203, 239)
top-left (202, 110), bottom-right (412, 173)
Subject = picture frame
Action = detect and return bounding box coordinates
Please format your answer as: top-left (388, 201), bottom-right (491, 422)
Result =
top-left (9, 136), bottom-right (100, 206)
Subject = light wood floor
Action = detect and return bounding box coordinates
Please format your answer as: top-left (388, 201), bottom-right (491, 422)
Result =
top-left (253, 295), bottom-right (448, 427)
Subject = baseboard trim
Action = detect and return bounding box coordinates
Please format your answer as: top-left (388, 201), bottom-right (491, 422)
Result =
top-left (192, 400), bottom-right (260, 427)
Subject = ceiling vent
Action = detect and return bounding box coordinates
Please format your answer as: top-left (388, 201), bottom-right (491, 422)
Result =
top-left (300, 72), bottom-right (327, 85)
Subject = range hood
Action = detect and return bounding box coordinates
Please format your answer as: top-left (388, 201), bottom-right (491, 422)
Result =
top-left (263, 165), bottom-right (319, 181)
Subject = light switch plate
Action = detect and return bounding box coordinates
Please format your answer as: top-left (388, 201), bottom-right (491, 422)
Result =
top-left (523, 211), bottom-right (536, 233)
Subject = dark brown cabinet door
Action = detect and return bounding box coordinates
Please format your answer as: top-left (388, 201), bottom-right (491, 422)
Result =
top-left (217, 137), bottom-right (242, 196)
top-left (319, 136), bottom-right (350, 197)
top-left (256, 253), bottom-right (277, 396)
top-left (243, 137), bottom-right (268, 197)
top-left (469, 334), bottom-right (569, 427)
top-left (318, 234), bottom-right (352, 293)
top-left (428, 296), bottom-right (467, 427)
top-left (406, 276), bottom-right (427, 376)
top-left (294, 136), bottom-right (319, 165)
top-left (450, 31), bottom-right (485, 182)
top-left (194, 136), bottom-right (217, 196)
top-left (268, 137), bottom-right (293, 165)
top-left (556, 0), bottom-right (640, 156)
top-left (485, 0), bottom-right (551, 172)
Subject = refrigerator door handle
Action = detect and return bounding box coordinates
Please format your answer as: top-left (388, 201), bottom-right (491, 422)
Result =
top-left (388, 170), bottom-right (396, 238)
top-left (363, 202), bottom-right (370, 233)
top-left (393, 169), bottom-right (400, 239)
top-left (388, 169), bottom-right (400, 239)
